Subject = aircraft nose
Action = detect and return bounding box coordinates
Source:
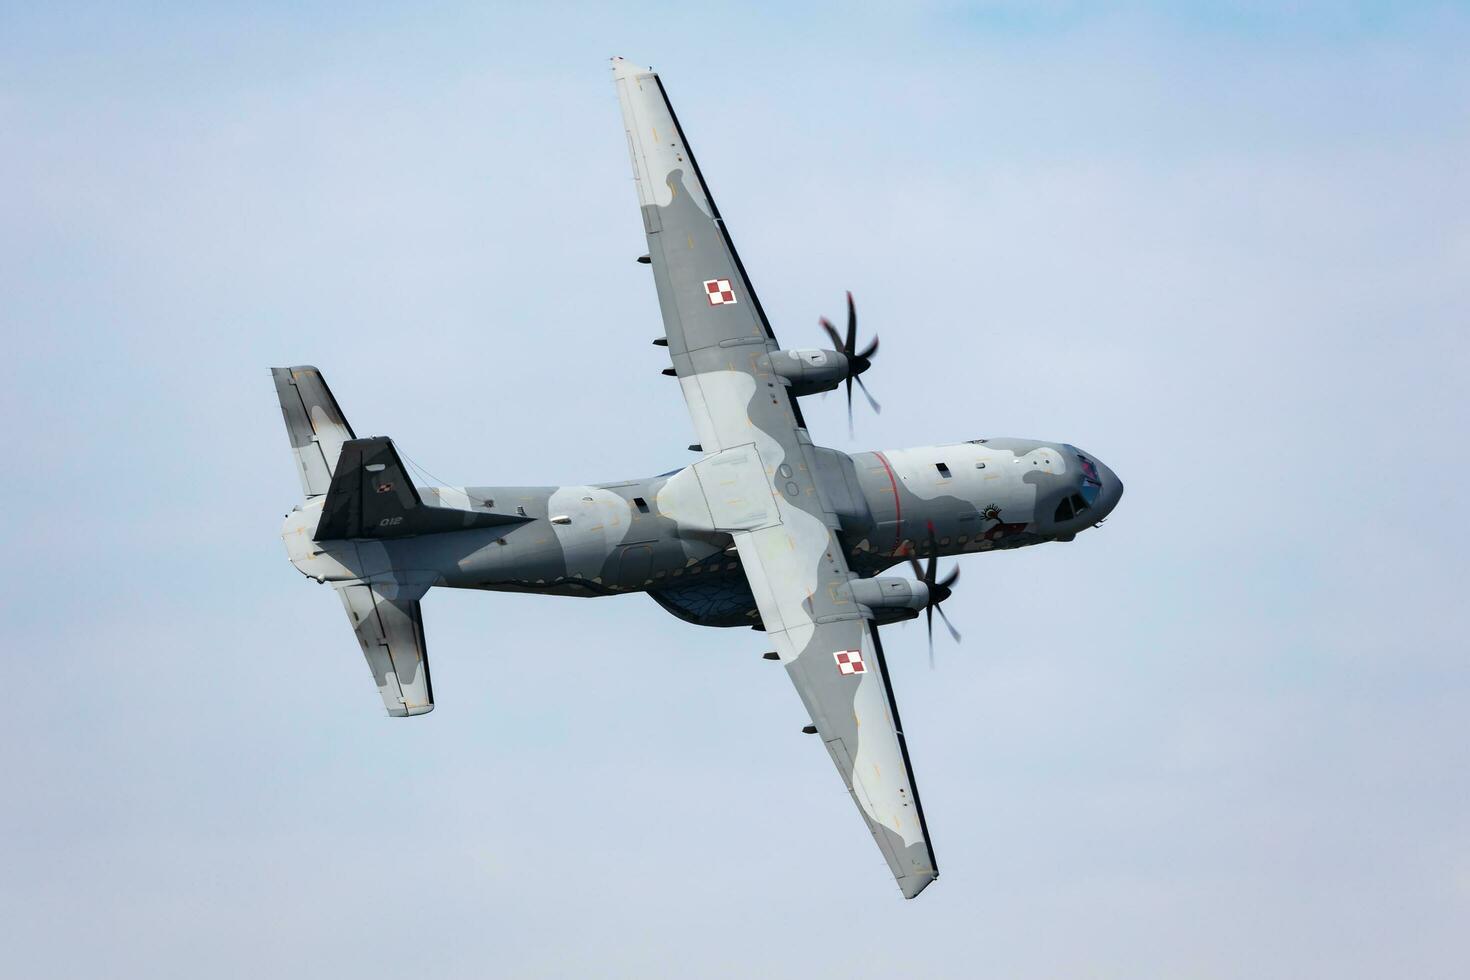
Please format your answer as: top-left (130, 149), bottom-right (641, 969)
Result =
top-left (1091, 459), bottom-right (1124, 521)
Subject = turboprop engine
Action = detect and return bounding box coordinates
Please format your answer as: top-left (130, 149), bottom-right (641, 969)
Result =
top-left (768, 347), bottom-right (855, 397)
top-left (771, 292), bottom-right (883, 433)
top-left (854, 529), bottom-right (966, 665)
top-left (848, 576), bottom-right (931, 624)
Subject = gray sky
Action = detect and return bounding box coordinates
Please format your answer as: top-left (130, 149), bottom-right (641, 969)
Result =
top-left (3, 3), bottom-right (1467, 977)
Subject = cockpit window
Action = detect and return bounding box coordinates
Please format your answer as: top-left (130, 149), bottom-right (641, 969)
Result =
top-left (1055, 493), bottom-right (1090, 523)
top-left (1075, 454), bottom-right (1102, 506)
top-left (1076, 454), bottom-right (1100, 483)
top-left (935, 463), bottom-right (951, 478)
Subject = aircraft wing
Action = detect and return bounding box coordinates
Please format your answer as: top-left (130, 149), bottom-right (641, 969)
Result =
top-left (612, 58), bottom-right (938, 898)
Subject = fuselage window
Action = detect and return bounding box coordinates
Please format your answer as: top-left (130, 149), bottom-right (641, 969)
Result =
top-left (632, 496), bottom-right (650, 514)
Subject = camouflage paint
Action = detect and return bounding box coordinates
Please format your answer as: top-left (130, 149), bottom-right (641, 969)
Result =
top-left (269, 58), bottom-right (1125, 900)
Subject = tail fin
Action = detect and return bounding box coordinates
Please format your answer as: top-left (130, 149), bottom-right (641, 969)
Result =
top-left (272, 366), bottom-right (355, 497)
top-left (313, 436), bottom-right (532, 541)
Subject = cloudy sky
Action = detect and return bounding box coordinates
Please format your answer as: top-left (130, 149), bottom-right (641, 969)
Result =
top-left (3, 2), bottom-right (1467, 977)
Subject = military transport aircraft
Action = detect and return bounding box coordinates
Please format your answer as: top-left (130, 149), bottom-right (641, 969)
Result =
top-left (272, 57), bottom-right (1123, 899)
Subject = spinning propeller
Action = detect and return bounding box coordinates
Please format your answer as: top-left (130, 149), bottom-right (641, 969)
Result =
top-left (819, 291), bottom-right (881, 434)
top-left (907, 526), bottom-right (962, 668)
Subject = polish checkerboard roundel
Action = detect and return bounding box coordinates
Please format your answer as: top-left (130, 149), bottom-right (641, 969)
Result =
top-left (833, 649), bottom-right (866, 675)
top-left (703, 278), bottom-right (736, 305)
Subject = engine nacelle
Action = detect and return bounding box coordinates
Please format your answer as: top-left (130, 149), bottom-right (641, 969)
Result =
top-left (769, 348), bottom-right (852, 397)
top-left (849, 576), bottom-right (930, 624)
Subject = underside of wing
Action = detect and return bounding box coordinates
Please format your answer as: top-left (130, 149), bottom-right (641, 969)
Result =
top-left (613, 58), bottom-right (937, 898)
top-left (611, 57), bottom-right (779, 350)
top-left (734, 528), bottom-right (939, 899)
top-left (611, 57), bottom-right (813, 449)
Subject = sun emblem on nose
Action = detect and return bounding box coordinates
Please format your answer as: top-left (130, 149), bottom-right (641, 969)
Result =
top-left (979, 504), bottom-right (1003, 522)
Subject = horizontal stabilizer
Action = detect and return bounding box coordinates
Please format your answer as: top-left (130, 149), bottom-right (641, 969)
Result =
top-left (337, 581), bottom-right (433, 717)
top-left (314, 437), bottom-right (529, 541)
top-left (272, 366), bottom-right (355, 498)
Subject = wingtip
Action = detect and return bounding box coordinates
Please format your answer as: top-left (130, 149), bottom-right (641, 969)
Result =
top-left (386, 703), bottom-right (435, 718)
top-left (899, 870), bottom-right (938, 899)
top-left (610, 56), bottom-right (652, 79)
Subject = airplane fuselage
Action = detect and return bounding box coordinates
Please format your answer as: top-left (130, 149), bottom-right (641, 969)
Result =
top-left (283, 437), bottom-right (1121, 628)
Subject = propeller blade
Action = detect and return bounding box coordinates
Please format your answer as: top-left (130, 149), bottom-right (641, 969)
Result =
top-left (904, 524), bottom-right (959, 666)
top-left (819, 294), bottom-right (878, 434)
top-left (845, 376), bottom-right (854, 437)
top-left (819, 317), bottom-right (844, 351)
top-left (936, 604), bottom-right (962, 642)
top-left (845, 291), bottom-right (857, 355)
top-left (926, 604), bottom-right (935, 669)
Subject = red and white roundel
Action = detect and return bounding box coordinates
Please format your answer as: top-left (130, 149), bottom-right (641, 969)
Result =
top-left (703, 278), bottom-right (737, 305)
top-left (833, 649), bottom-right (866, 675)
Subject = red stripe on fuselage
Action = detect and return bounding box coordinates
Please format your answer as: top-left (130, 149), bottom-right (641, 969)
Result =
top-left (873, 451), bottom-right (903, 554)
